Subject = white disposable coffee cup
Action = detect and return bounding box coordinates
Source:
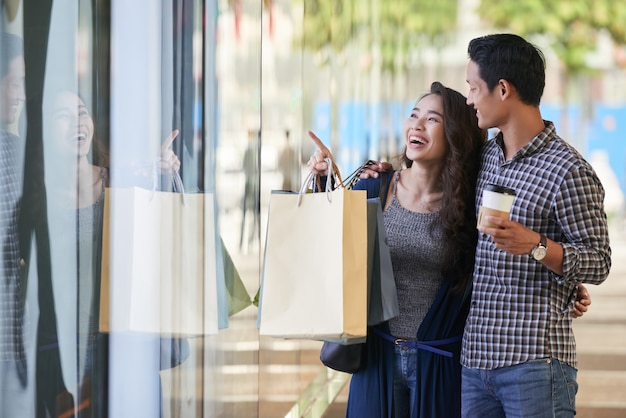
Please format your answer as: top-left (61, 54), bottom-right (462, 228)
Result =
top-left (477, 184), bottom-right (515, 228)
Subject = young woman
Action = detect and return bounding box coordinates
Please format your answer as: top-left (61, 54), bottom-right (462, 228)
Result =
top-left (42, 90), bottom-right (182, 417)
top-left (308, 81), bottom-right (486, 417)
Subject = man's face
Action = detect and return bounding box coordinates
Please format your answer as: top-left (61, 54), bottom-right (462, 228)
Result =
top-left (1, 55), bottom-right (25, 125)
top-left (465, 60), bottom-right (501, 130)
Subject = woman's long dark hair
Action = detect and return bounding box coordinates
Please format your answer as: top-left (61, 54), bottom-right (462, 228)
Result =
top-left (402, 81), bottom-right (487, 292)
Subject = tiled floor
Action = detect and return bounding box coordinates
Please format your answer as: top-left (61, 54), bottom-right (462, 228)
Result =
top-left (160, 307), bottom-right (336, 417)
top-left (160, 220), bottom-right (626, 417)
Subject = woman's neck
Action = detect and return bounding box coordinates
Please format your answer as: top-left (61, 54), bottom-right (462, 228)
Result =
top-left (396, 164), bottom-right (443, 213)
top-left (55, 157), bottom-right (102, 208)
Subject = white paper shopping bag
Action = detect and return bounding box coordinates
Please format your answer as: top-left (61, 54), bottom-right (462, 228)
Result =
top-left (258, 187), bottom-right (368, 340)
top-left (100, 186), bottom-right (228, 335)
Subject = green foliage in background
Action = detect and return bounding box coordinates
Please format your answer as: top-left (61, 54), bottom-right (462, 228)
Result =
top-left (298, 0), bottom-right (459, 72)
top-left (477, 0), bottom-right (626, 74)
top-left (296, 0), bottom-right (626, 75)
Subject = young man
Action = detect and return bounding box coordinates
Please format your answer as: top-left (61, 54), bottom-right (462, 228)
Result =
top-left (461, 33), bottom-right (612, 417)
top-left (0, 31), bottom-right (28, 416)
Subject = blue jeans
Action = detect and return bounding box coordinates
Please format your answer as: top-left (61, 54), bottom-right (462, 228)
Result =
top-left (392, 345), bottom-right (418, 418)
top-left (461, 358), bottom-right (578, 418)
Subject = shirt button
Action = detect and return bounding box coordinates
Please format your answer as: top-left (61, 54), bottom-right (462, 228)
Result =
top-left (19, 258), bottom-right (26, 267)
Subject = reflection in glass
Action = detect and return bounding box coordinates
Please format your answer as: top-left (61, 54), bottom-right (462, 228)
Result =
top-left (0, 28), bottom-right (31, 418)
top-left (45, 89), bottom-right (109, 417)
top-left (38, 1), bottom-right (109, 415)
top-left (17, 0), bottom-right (227, 416)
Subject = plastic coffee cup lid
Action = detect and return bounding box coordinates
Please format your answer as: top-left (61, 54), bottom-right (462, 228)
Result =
top-left (484, 184), bottom-right (515, 195)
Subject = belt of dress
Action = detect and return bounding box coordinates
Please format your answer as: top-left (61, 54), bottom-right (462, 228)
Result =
top-left (372, 328), bottom-right (461, 358)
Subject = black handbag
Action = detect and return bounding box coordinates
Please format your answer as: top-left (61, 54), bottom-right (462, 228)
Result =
top-left (320, 340), bottom-right (367, 373)
top-left (319, 169), bottom-right (391, 374)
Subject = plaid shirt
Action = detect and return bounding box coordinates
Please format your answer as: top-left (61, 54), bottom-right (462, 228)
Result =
top-left (0, 129), bottom-right (24, 361)
top-left (461, 121), bottom-right (611, 370)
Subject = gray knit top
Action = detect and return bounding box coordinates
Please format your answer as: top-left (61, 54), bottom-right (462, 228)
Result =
top-left (76, 166), bottom-right (107, 377)
top-left (385, 171), bottom-right (445, 339)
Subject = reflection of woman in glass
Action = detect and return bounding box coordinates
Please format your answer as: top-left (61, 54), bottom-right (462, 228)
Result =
top-left (44, 90), bottom-right (180, 416)
top-left (0, 31), bottom-right (29, 418)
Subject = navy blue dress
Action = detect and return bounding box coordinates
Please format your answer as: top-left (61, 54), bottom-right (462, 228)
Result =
top-left (345, 177), bottom-right (471, 418)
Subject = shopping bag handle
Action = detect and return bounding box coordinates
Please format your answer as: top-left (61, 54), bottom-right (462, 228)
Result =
top-left (297, 157), bottom-right (340, 206)
top-left (171, 170), bottom-right (185, 194)
top-left (151, 159), bottom-right (187, 204)
top-left (296, 157), bottom-right (377, 207)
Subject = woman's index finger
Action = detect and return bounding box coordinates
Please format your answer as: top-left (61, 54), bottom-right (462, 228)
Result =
top-left (161, 129), bottom-right (180, 151)
top-left (307, 130), bottom-right (332, 158)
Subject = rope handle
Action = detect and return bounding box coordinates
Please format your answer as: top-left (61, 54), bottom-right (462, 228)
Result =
top-left (296, 158), bottom-right (383, 206)
top-left (297, 157), bottom-right (341, 206)
top-left (151, 159), bottom-right (186, 204)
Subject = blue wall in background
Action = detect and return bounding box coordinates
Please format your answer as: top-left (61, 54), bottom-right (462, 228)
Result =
top-left (542, 104), bottom-right (626, 195)
top-left (313, 102), bottom-right (626, 196)
top-left (587, 106), bottom-right (626, 195)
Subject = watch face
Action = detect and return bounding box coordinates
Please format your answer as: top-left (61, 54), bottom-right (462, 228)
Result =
top-left (533, 247), bottom-right (547, 260)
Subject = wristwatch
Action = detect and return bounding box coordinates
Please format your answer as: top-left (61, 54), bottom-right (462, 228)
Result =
top-left (530, 234), bottom-right (548, 261)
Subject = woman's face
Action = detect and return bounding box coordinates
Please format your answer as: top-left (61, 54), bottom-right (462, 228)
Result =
top-left (50, 91), bottom-right (94, 158)
top-left (403, 93), bottom-right (447, 165)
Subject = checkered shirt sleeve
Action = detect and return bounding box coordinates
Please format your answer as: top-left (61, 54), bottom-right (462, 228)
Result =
top-left (0, 130), bottom-right (25, 361)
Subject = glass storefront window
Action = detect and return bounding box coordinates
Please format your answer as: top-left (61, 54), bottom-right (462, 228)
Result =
top-left (3, 0), bottom-right (242, 416)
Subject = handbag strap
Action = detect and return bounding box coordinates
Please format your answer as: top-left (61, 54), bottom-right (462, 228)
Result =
top-left (342, 160), bottom-right (392, 204)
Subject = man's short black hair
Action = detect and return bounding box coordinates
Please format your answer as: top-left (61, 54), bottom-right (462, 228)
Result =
top-left (468, 33), bottom-right (546, 106)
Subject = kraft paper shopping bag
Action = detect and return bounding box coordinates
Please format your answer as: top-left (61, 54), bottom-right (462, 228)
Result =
top-left (321, 199), bottom-right (397, 345)
top-left (99, 186), bottom-right (228, 335)
top-left (258, 187), bottom-right (368, 340)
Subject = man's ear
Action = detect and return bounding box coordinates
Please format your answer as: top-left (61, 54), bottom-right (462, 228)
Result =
top-left (498, 79), bottom-right (513, 99)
